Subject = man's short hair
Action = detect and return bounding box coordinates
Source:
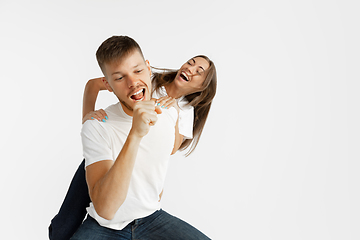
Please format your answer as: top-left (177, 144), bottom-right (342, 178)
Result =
top-left (96, 36), bottom-right (144, 75)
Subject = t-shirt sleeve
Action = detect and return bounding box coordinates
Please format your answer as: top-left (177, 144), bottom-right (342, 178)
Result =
top-left (81, 120), bottom-right (113, 167)
top-left (178, 106), bottom-right (194, 139)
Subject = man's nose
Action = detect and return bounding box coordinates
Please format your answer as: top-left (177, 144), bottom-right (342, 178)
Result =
top-left (126, 74), bottom-right (139, 88)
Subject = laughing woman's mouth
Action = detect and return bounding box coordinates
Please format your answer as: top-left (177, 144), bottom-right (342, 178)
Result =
top-left (180, 72), bottom-right (189, 81)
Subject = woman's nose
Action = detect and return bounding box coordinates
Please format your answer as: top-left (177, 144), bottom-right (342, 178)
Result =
top-left (188, 66), bottom-right (196, 75)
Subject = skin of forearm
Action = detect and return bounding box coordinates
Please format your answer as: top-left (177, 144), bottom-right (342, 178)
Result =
top-left (82, 78), bottom-right (106, 119)
top-left (89, 132), bottom-right (142, 220)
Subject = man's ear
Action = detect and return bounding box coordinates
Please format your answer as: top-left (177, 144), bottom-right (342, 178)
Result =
top-left (146, 60), bottom-right (151, 76)
top-left (102, 77), bottom-right (113, 92)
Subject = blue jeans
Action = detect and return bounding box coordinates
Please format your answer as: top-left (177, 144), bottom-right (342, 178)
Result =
top-left (70, 209), bottom-right (210, 240)
top-left (49, 160), bottom-right (210, 239)
top-left (49, 160), bottom-right (91, 240)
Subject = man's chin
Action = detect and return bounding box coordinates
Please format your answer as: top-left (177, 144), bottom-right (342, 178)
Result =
top-left (119, 100), bottom-right (134, 115)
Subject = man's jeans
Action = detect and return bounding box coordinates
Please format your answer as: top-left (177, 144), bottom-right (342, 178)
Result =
top-left (70, 209), bottom-right (210, 240)
top-left (49, 160), bottom-right (210, 239)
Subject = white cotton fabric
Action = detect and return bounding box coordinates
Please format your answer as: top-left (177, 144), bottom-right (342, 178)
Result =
top-left (153, 86), bottom-right (194, 139)
top-left (81, 102), bottom-right (177, 230)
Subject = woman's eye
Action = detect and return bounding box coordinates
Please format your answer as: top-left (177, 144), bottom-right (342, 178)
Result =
top-left (187, 61), bottom-right (192, 65)
top-left (136, 69), bottom-right (143, 73)
top-left (116, 77), bottom-right (123, 81)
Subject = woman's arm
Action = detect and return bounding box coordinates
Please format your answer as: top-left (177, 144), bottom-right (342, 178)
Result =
top-left (82, 77), bottom-right (107, 120)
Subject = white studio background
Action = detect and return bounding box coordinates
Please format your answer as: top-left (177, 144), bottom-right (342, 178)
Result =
top-left (0, 0), bottom-right (359, 239)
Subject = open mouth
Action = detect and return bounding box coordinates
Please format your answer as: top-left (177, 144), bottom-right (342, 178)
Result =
top-left (180, 72), bottom-right (189, 82)
top-left (130, 88), bottom-right (145, 101)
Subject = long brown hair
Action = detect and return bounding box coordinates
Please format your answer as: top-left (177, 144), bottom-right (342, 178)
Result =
top-left (152, 55), bottom-right (217, 156)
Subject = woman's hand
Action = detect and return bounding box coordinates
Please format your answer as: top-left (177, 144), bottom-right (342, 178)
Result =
top-left (82, 109), bottom-right (108, 124)
top-left (155, 96), bottom-right (179, 113)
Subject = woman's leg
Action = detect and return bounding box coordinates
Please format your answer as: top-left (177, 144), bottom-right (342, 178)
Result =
top-left (49, 159), bottom-right (91, 240)
top-left (134, 209), bottom-right (211, 240)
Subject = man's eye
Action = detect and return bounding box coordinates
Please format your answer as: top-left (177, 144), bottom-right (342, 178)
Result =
top-left (116, 77), bottom-right (123, 81)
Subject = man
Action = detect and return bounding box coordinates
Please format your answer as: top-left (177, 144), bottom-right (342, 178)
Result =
top-left (70, 36), bottom-right (209, 239)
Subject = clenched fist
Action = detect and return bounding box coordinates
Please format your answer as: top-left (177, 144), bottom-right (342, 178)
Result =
top-left (130, 99), bottom-right (162, 138)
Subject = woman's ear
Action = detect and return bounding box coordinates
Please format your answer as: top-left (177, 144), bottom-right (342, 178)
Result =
top-left (102, 77), bottom-right (113, 92)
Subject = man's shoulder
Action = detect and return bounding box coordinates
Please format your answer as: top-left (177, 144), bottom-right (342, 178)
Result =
top-left (104, 102), bottom-right (121, 117)
top-left (82, 102), bottom-right (130, 136)
top-left (159, 107), bottom-right (178, 126)
top-left (82, 104), bottom-right (119, 134)
top-left (82, 103), bottom-right (123, 128)
top-left (82, 118), bottom-right (107, 135)
top-left (104, 102), bottom-right (132, 121)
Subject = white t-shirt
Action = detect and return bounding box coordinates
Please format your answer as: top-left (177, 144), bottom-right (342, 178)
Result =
top-left (81, 102), bottom-right (177, 230)
top-left (153, 86), bottom-right (194, 139)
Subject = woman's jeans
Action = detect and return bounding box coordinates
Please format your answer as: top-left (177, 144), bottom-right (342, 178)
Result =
top-left (70, 209), bottom-right (210, 240)
top-left (49, 160), bottom-right (90, 240)
top-left (49, 160), bottom-right (210, 240)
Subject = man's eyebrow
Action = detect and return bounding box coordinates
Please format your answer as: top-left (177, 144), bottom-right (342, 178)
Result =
top-left (112, 71), bottom-right (122, 76)
top-left (111, 64), bottom-right (142, 76)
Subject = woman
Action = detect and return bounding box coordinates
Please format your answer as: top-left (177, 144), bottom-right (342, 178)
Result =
top-left (49, 55), bottom-right (217, 240)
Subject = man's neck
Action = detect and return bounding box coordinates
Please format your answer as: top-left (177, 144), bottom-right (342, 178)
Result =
top-left (120, 101), bottom-right (133, 116)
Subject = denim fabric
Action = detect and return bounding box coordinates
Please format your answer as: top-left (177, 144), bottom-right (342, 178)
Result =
top-left (49, 160), bottom-right (210, 240)
top-left (49, 159), bottom-right (91, 240)
top-left (70, 209), bottom-right (210, 240)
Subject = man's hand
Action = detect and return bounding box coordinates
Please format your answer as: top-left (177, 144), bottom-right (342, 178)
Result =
top-left (130, 99), bottom-right (162, 138)
top-left (86, 99), bottom-right (162, 220)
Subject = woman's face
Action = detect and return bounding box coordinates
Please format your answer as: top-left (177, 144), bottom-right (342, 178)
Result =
top-left (174, 57), bottom-right (210, 95)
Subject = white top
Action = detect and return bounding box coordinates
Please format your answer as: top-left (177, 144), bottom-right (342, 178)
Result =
top-left (153, 86), bottom-right (194, 139)
top-left (81, 102), bottom-right (177, 230)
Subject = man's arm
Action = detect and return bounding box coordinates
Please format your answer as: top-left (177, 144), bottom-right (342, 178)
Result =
top-left (85, 100), bottom-right (161, 220)
top-left (82, 77), bottom-right (106, 120)
top-left (86, 133), bottom-right (141, 220)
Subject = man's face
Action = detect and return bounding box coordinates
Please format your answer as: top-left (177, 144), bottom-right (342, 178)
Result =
top-left (103, 50), bottom-right (152, 116)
